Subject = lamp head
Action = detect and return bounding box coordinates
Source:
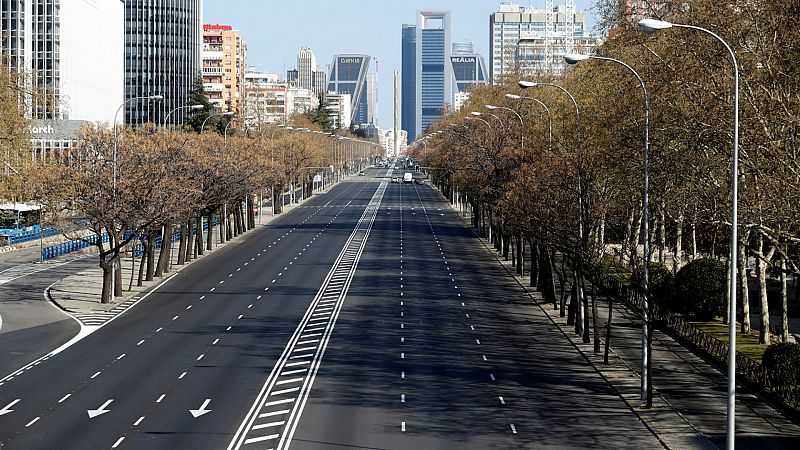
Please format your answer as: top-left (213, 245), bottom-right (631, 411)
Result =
top-left (518, 80), bottom-right (537, 89)
top-left (485, 104), bottom-right (498, 110)
top-left (189, 104), bottom-right (204, 110)
top-left (470, 111), bottom-right (482, 117)
top-left (638, 18), bottom-right (673, 35)
top-left (223, 111), bottom-right (235, 116)
top-left (564, 54), bottom-right (590, 65)
top-left (150, 95), bottom-right (164, 100)
top-left (505, 94), bottom-right (522, 100)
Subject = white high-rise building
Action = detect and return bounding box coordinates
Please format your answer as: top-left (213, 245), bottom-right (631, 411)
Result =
top-left (297, 47), bottom-right (316, 91)
top-left (489, 2), bottom-right (602, 83)
top-left (243, 69), bottom-right (318, 126)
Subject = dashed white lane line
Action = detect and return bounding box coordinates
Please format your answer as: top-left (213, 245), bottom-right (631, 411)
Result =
top-left (117, 353), bottom-right (126, 360)
top-left (490, 373), bottom-right (496, 381)
top-left (134, 416), bottom-right (145, 426)
top-left (59, 393), bottom-right (71, 403)
top-left (25, 417), bottom-right (40, 427)
top-left (510, 424), bottom-right (518, 434)
top-left (200, 295), bottom-right (205, 300)
top-left (137, 340), bottom-right (145, 346)
top-left (499, 396), bottom-right (506, 405)
top-left (156, 394), bottom-right (166, 403)
top-left (112, 436), bottom-right (125, 448)
top-left (156, 327), bottom-right (163, 333)
top-left (179, 372), bottom-right (187, 379)
top-left (401, 394), bottom-right (406, 403)
top-left (197, 354), bottom-right (205, 361)
top-left (91, 371), bottom-right (101, 379)
top-left (226, 326), bottom-right (232, 331)
top-left (186, 305), bottom-right (193, 310)
top-left (172, 315), bottom-right (179, 321)
top-left (244, 434), bottom-right (279, 445)
top-left (402, 421), bottom-right (406, 432)
top-left (213, 339), bottom-right (220, 345)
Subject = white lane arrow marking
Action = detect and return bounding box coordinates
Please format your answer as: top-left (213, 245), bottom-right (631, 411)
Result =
top-left (190, 399), bottom-right (212, 418)
top-left (0, 399), bottom-right (20, 416)
top-left (87, 399), bottom-right (113, 418)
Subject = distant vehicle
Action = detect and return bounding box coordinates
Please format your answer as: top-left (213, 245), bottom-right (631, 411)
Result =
top-left (358, 171), bottom-right (365, 176)
top-left (414, 177), bottom-right (425, 185)
top-left (403, 172), bottom-right (413, 183)
top-left (391, 177), bottom-right (400, 183)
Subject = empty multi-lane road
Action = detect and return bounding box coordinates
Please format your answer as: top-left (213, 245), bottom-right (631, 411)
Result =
top-left (0, 167), bottom-right (659, 449)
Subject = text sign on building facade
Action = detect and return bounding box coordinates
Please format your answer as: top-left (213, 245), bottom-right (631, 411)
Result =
top-left (204, 24), bottom-right (232, 32)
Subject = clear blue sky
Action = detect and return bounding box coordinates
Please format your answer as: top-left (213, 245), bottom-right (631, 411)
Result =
top-left (204, 0), bottom-right (598, 129)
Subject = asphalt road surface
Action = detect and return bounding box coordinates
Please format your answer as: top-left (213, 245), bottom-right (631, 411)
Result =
top-left (0, 168), bottom-right (660, 449)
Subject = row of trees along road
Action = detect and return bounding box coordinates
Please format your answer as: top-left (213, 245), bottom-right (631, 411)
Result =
top-left (0, 66), bottom-right (377, 303)
top-left (416, 0), bottom-right (799, 352)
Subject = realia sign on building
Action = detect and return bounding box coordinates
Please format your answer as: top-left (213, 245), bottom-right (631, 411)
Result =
top-left (451, 57), bottom-right (476, 64)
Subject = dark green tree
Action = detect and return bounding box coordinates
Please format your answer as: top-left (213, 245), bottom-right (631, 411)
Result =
top-left (303, 93), bottom-right (334, 133)
top-left (184, 74), bottom-right (231, 134)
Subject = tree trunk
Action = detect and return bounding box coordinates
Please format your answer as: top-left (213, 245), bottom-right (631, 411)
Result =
top-left (658, 205), bottom-right (666, 265)
top-left (137, 241), bottom-right (146, 287)
top-left (568, 274), bottom-right (577, 327)
top-left (100, 253), bottom-right (113, 304)
top-left (558, 255), bottom-right (567, 317)
top-left (155, 226), bottom-right (171, 278)
top-left (196, 215), bottom-right (204, 256)
top-left (781, 257), bottom-right (788, 343)
top-left (623, 208), bottom-right (634, 265)
top-left (177, 222), bottom-right (187, 266)
top-left (604, 296), bottom-right (613, 364)
top-left (739, 237), bottom-right (750, 334)
top-left (674, 214), bottom-right (684, 273)
top-left (145, 233), bottom-right (156, 281)
top-left (631, 204), bottom-right (642, 267)
top-left (592, 281), bottom-right (600, 353)
top-left (581, 270), bottom-right (590, 343)
top-left (529, 241), bottom-right (539, 287)
top-left (756, 234), bottom-right (770, 345)
top-left (207, 211), bottom-right (215, 251)
top-left (220, 203), bottom-right (227, 244)
top-left (186, 218), bottom-right (195, 262)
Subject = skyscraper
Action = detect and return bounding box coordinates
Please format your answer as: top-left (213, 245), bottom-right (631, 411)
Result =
top-left (400, 23), bottom-right (417, 144)
top-left (450, 41), bottom-right (488, 110)
top-left (327, 54), bottom-right (371, 126)
top-left (124, 0), bottom-right (203, 126)
top-left (416, 10), bottom-right (452, 137)
top-left (297, 47), bottom-right (316, 91)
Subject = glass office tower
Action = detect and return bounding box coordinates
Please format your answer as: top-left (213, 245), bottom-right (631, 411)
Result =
top-left (124, 0), bottom-right (203, 126)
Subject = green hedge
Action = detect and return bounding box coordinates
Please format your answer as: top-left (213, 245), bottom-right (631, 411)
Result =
top-left (672, 258), bottom-right (726, 320)
top-left (763, 342), bottom-right (800, 386)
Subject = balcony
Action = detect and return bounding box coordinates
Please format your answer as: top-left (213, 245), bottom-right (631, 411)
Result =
top-left (204, 51), bottom-right (223, 61)
top-left (203, 66), bottom-right (223, 76)
top-left (204, 83), bottom-right (224, 93)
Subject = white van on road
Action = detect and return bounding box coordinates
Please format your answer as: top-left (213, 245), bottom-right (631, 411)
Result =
top-left (403, 173), bottom-right (413, 183)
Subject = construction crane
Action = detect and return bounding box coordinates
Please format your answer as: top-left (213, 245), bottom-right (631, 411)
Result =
top-left (565, 0), bottom-right (575, 55)
top-left (545, 0), bottom-right (554, 73)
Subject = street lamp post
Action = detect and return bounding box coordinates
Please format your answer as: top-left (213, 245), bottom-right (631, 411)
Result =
top-left (564, 52), bottom-right (652, 406)
top-left (638, 18), bottom-right (740, 448)
top-left (110, 94), bottom-right (162, 299)
top-left (201, 111), bottom-right (234, 133)
top-left (164, 104), bottom-right (204, 128)
top-left (503, 95), bottom-right (553, 152)
top-left (486, 104), bottom-right (524, 149)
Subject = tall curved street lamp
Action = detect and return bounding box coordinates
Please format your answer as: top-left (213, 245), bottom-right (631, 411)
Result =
top-left (164, 104), bottom-right (204, 128)
top-left (504, 94), bottom-right (551, 153)
top-left (639, 18), bottom-right (740, 448)
top-left (110, 94), bottom-right (163, 299)
top-left (201, 111), bottom-right (234, 133)
top-left (471, 111), bottom-right (505, 130)
top-left (564, 52), bottom-right (652, 406)
top-left (486, 104), bottom-right (524, 149)
top-left (518, 81), bottom-right (580, 154)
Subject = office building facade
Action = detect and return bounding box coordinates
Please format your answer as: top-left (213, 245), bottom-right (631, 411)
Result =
top-left (450, 43), bottom-right (488, 110)
top-left (243, 69), bottom-right (317, 126)
top-left (202, 24), bottom-right (247, 114)
top-left (490, 2), bottom-right (600, 82)
top-left (327, 54), bottom-right (371, 126)
top-left (0, 0), bottom-right (124, 124)
top-left (400, 23), bottom-right (416, 144)
top-left (416, 10), bottom-right (452, 137)
top-left (124, 0), bottom-right (203, 126)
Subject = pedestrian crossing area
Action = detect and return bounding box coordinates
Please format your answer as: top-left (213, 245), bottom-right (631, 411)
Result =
top-left (72, 296), bottom-right (140, 327)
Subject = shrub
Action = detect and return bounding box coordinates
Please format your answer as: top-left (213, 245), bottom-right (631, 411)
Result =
top-left (647, 262), bottom-right (674, 311)
top-left (672, 258), bottom-right (726, 320)
top-left (762, 342), bottom-right (800, 386)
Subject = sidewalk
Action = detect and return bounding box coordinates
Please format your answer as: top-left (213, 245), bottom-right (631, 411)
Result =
top-left (46, 188), bottom-right (330, 327)
top-left (475, 235), bottom-right (800, 449)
